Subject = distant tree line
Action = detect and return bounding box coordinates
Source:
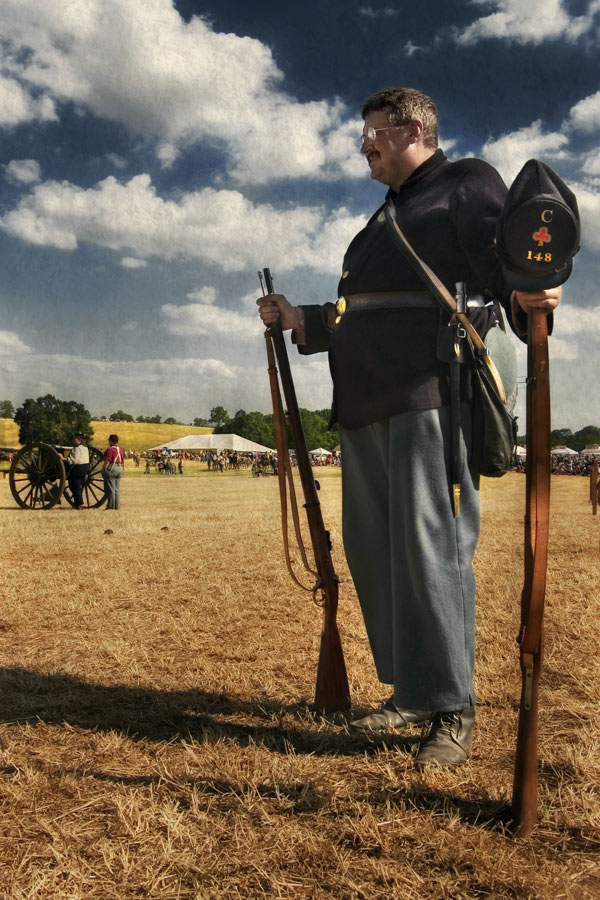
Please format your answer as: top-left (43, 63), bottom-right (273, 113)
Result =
top-left (1, 397), bottom-right (340, 451)
top-left (207, 406), bottom-right (338, 451)
top-left (101, 409), bottom-right (184, 425)
top-left (91, 404), bottom-right (339, 450)
top-left (4, 396), bottom-right (599, 454)
top-left (548, 426), bottom-right (600, 453)
top-left (513, 425), bottom-right (600, 453)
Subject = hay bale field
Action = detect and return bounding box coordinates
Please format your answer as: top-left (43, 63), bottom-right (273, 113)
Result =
top-left (0, 468), bottom-right (598, 899)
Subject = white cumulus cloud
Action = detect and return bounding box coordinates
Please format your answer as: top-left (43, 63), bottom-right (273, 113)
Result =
top-left (581, 151), bottom-right (600, 175)
top-left (552, 304), bottom-right (600, 336)
top-left (480, 121), bottom-right (569, 184)
top-left (0, 74), bottom-right (56, 126)
top-left (0, 330), bottom-right (31, 354)
top-left (0, 173), bottom-right (367, 275)
top-left (186, 287), bottom-right (217, 304)
top-left (567, 91), bottom-right (600, 133)
top-left (119, 257), bottom-right (148, 269)
top-left (4, 159), bottom-right (41, 184)
top-left (160, 303), bottom-right (263, 339)
top-left (565, 182), bottom-right (600, 252)
top-left (0, 0), bottom-right (360, 184)
top-left (455, 0), bottom-right (600, 46)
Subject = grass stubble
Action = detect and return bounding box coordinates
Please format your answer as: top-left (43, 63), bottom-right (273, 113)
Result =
top-left (0, 467), bottom-right (598, 899)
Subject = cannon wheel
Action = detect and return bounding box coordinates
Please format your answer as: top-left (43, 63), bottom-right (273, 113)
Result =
top-left (9, 443), bottom-right (66, 509)
top-left (63, 446), bottom-right (108, 508)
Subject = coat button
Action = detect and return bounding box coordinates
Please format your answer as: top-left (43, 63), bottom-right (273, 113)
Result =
top-left (336, 297), bottom-right (347, 315)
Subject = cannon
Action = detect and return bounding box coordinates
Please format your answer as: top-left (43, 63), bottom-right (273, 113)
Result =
top-left (8, 443), bottom-right (108, 509)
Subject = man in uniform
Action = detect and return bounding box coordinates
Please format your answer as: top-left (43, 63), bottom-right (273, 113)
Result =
top-left (257, 88), bottom-right (561, 766)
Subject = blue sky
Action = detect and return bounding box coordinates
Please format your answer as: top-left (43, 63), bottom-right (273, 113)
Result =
top-left (0, 0), bottom-right (599, 431)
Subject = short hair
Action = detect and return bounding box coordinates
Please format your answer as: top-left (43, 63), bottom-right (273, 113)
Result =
top-left (361, 87), bottom-right (438, 150)
top-left (109, 433), bottom-right (119, 443)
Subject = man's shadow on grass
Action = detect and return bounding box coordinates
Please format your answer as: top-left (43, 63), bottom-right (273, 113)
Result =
top-left (7, 665), bottom-right (588, 838)
top-left (0, 666), bottom-right (515, 831)
top-left (0, 665), bottom-right (417, 757)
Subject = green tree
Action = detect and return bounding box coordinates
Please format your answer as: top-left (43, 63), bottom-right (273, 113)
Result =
top-left (571, 425), bottom-right (600, 453)
top-left (299, 408), bottom-right (337, 452)
top-left (109, 409), bottom-right (134, 422)
top-left (163, 417), bottom-right (181, 425)
top-left (193, 416), bottom-right (210, 428)
top-left (228, 409), bottom-right (275, 447)
top-left (243, 411), bottom-right (276, 448)
top-left (551, 427), bottom-right (574, 447)
top-left (0, 400), bottom-right (15, 418)
top-left (14, 394), bottom-right (92, 445)
top-left (210, 406), bottom-right (231, 431)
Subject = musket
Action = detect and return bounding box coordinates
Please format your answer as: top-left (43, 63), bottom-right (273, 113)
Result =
top-left (511, 308), bottom-right (551, 837)
top-left (259, 267), bottom-right (351, 714)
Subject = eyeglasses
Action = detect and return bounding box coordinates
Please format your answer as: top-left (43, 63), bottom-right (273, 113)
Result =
top-left (360, 124), bottom-right (410, 147)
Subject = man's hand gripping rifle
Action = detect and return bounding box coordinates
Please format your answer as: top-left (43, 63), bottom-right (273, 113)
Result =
top-left (258, 268), bottom-right (351, 714)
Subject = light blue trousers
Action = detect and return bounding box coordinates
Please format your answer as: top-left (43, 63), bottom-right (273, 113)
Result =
top-left (103, 465), bottom-right (123, 509)
top-left (339, 405), bottom-right (479, 712)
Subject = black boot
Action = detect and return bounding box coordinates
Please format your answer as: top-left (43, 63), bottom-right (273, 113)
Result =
top-left (414, 707), bottom-right (475, 766)
top-left (351, 697), bottom-right (432, 732)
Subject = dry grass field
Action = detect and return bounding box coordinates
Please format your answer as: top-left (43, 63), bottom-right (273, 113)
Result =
top-left (0, 467), bottom-right (598, 899)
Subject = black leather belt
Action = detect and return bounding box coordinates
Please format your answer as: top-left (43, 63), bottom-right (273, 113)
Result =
top-left (336, 291), bottom-right (488, 315)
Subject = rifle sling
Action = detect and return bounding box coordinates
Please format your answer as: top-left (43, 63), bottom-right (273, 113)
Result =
top-left (265, 331), bottom-right (319, 596)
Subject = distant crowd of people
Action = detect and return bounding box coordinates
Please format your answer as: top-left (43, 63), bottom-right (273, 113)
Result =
top-left (512, 452), bottom-right (599, 476)
top-left (139, 448), bottom-right (276, 474)
top-left (310, 452), bottom-right (341, 467)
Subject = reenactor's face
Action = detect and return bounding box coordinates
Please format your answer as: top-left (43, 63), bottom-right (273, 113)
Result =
top-left (360, 109), bottom-right (414, 190)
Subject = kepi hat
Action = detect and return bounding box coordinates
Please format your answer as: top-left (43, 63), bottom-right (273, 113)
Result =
top-left (495, 159), bottom-right (580, 292)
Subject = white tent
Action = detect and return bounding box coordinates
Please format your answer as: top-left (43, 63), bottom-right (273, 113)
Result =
top-left (551, 445), bottom-right (578, 456)
top-left (309, 447), bottom-right (331, 456)
top-left (515, 445), bottom-right (526, 457)
top-left (147, 434), bottom-right (274, 453)
top-left (582, 444), bottom-right (600, 457)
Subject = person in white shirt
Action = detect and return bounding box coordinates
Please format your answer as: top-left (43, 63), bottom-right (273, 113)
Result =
top-left (66, 433), bottom-right (90, 509)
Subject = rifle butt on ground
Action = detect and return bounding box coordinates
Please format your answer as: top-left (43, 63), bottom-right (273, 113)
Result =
top-left (314, 608), bottom-right (351, 714)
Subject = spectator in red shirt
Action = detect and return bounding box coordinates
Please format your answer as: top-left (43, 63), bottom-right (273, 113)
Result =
top-left (102, 434), bottom-right (125, 509)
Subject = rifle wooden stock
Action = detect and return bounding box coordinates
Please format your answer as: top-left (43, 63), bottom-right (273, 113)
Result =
top-left (511, 309), bottom-right (551, 837)
top-left (261, 268), bottom-right (350, 714)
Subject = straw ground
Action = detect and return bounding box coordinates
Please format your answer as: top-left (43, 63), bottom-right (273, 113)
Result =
top-left (0, 467), bottom-right (598, 899)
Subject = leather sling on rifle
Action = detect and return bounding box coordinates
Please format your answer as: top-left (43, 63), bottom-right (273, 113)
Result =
top-left (264, 329), bottom-right (319, 595)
